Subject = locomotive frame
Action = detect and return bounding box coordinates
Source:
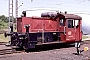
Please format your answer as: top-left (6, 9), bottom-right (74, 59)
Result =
top-left (4, 11), bottom-right (82, 50)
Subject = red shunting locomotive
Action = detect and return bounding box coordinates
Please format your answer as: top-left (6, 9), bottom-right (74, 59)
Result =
top-left (5, 11), bottom-right (82, 50)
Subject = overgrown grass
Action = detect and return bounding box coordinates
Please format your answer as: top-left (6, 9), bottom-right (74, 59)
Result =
top-left (0, 34), bottom-right (8, 42)
top-left (82, 35), bottom-right (89, 39)
top-left (0, 22), bottom-right (8, 29)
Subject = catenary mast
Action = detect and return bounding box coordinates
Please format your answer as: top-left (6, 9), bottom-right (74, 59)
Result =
top-left (8, 0), bottom-right (14, 32)
top-left (15, 0), bottom-right (18, 31)
top-left (8, 0), bottom-right (14, 42)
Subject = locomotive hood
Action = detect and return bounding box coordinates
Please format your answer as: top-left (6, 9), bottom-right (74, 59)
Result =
top-left (41, 12), bottom-right (57, 17)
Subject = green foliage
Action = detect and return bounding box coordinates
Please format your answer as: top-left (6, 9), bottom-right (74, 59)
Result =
top-left (0, 15), bottom-right (16, 29)
top-left (0, 15), bottom-right (8, 22)
top-left (0, 19), bottom-right (8, 29)
top-left (0, 20), bottom-right (4, 29)
top-left (0, 15), bottom-right (16, 42)
top-left (0, 15), bottom-right (16, 23)
top-left (82, 35), bottom-right (88, 39)
top-left (0, 34), bottom-right (8, 42)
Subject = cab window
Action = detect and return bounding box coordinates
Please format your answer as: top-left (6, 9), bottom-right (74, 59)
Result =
top-left (67, 19), bottom-right (74, 28)
top-left (60, 19), bottom-right (64, 26)
top-left (75, 20), bottom-right (79, 28)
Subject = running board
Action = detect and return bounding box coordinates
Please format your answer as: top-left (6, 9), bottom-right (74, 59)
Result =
top-left (36, 41), bottom-right (65, 45)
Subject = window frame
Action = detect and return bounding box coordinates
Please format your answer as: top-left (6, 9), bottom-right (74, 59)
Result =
top-left (67, 19), bottom-right (75, 28)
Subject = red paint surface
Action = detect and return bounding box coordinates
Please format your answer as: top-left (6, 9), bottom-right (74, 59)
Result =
top-left (17, 15), bottom-right (82, 43)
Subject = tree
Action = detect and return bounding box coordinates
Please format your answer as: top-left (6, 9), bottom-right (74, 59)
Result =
top-left (0, 15), bottom-right (16, 29)
top-left (0, 15), bottom-right (8, 22)
top-left (0, 19), bottom-right (5, 29)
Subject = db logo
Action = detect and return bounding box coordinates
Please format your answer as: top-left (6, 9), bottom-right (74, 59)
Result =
top-left (68, 31), bottom-right (71, 35)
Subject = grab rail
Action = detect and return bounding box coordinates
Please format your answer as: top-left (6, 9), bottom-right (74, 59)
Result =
top-left (64, 26), bottom-right (66, 35)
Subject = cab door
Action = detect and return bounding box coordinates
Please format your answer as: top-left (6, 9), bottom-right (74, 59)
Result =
top-left (66, 19), bottom-right (76, 42)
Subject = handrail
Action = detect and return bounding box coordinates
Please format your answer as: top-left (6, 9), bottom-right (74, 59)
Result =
top-left (64, 26), bottom-right (66, 35)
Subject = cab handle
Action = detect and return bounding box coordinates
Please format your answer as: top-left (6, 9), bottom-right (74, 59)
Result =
top-left (64, 26), bottom-right (66, 35)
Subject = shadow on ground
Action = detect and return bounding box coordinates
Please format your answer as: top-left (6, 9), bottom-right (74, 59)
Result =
top-left (24, 43), bottom-right (75, 52)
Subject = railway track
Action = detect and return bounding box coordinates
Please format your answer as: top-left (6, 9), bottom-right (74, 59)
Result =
top-left (0, 40), bottom-right (90, 55)
top-left (0, 44), bottom-right (24, 55)
top-left (0, 42), bottom-right (7, 45)
top-left (0, 48), bottom-right (24, 55)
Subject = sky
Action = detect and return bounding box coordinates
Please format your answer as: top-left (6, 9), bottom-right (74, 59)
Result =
top-left (1, 0), bottom-right (90, 34)
top-left (1, 0), bottom-right (90, 17)
top-left (0, 0), bottom-right (90, 26)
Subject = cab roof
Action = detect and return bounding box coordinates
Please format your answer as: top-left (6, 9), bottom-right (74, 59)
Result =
top-left (56, 13), bottom-right (82, 20)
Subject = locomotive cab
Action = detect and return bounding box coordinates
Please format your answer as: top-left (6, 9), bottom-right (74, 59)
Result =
top-left (56, 13), bottom-right (82, 43)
